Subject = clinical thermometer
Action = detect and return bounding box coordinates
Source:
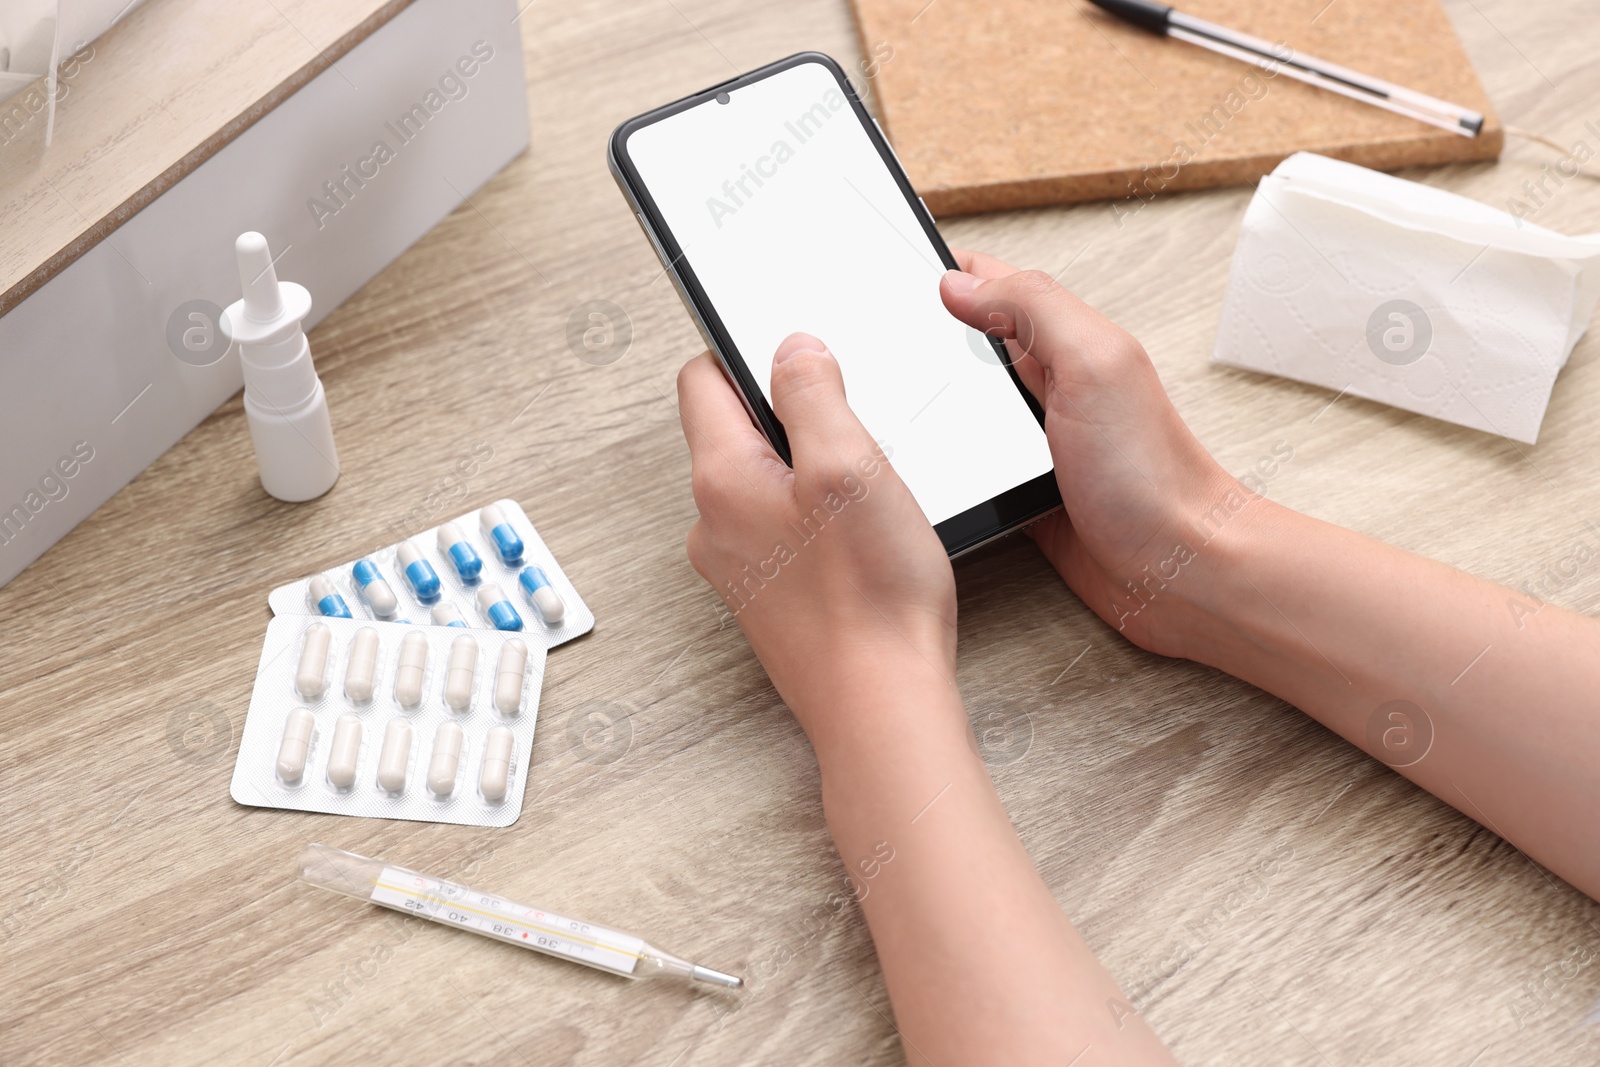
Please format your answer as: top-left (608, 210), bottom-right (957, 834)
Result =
top-left (298, 844), bottom-right (743, 989)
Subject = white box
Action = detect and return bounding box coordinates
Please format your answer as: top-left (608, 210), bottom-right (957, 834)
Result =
top-left (0, 0), bottom-right (530, 587)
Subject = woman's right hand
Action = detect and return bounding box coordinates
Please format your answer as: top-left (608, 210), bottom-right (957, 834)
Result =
top-left (941, 251), bottom-right (1600, 908)
top-left (939, 249), bottom-right (1238, 657)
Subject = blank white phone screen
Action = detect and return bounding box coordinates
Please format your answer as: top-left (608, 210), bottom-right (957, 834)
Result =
top-left (624, 59), bottom-right (1053, 526)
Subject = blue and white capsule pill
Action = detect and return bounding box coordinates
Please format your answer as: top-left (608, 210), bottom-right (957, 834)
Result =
top-left (308, 575), bottom-right (352, 618)
top-left (396, 541), bottom-right (440, 601)
top-left (351, 559), bottom-right (398, 617)
top-left (478, 503), bottom-right (524, 564)
top-left (476, 583), bottom-right (523, 631)
top-left (437, 522), bottom-right (482, 582)
top-left (517, 566), bottom-right (565, 625)
top-left (431, 602), bottom-right (468, 627)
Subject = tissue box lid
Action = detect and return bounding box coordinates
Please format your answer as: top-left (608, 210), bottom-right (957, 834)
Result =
top-left (0, 0), bottom-right (412, 317)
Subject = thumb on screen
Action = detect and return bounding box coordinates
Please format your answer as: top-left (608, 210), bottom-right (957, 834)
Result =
top-left (938, 268), bottom-right (1099, 399)
top-left (768, 333), bottom-right (876, 475)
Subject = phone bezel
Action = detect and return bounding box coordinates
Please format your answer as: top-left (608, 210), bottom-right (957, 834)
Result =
top-left (608, 51), bottom-right (1061, 557)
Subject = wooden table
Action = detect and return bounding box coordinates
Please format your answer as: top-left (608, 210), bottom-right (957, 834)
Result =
top-left (4, 1), bottom-right (1598, 1063)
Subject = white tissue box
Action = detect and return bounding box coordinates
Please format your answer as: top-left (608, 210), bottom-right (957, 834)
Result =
top-left (0, 0), bottom-right (530, 588)
top-left (0, 0), bottom-right (149, 123)
top-left (1213, 152), bottom-right (1600, 444)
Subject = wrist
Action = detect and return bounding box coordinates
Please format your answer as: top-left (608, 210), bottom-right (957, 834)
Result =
top-left (1154, 488), bottom-right (1296, 665)
top-left (791, 660), bottom-right (972, 776)
top-left (813, 677), bottom-right (987, 837)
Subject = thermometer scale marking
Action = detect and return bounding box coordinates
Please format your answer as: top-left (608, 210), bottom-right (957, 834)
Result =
top-left (370, 867), bottom-right (645, 973)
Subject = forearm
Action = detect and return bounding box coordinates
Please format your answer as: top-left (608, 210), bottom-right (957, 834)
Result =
top-left (805, 671), bottom-right (1176, 1066)
top-left (1173, 499), bottom-right (1600, 895)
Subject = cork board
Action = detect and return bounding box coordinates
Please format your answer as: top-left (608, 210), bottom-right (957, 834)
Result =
top-left (849, 0), bottom-right (1502, 216)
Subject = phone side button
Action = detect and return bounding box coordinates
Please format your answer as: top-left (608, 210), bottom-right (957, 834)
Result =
top-left (637, 212), bottom-right (670, 269)
top-left (874, 117), bottom-right (908, 173)
top-left (648, 229), bottom-right (719, 351)
top-left (633, 213), bottom-right (719, 354)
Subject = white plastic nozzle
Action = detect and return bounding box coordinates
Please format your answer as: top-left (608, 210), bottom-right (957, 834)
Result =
top-left (235, 232), bottom-right (285, 322)
top-left (221, 230), bottom-right (339, 502)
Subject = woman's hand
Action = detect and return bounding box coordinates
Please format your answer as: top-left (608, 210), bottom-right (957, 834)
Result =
top-left (677, 330), bottom-right (1180, 1067)
top-left (676, 332), bottom-right (958, 751)
top-left (940, 249), bottom-right (1236, 657)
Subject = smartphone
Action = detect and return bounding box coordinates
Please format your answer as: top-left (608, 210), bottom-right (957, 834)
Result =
top-left (608, 52), bottom-right (1060, 557)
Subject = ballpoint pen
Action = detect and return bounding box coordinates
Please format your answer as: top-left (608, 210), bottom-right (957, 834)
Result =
top-left (1085, 0), bottom-right (1485, 137)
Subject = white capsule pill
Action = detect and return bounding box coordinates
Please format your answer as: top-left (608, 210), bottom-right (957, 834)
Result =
top-left (476, 582), bottom-right (523, 631)
top-left (396, 540), bottom-right (441, 600)
top-left (431, 602), bottom-right (467, 627)
top-left (376, 719), bottom-right (412, 792)
top-left (295, 622), bottom-right (331, 699)
top-left (493, 639), bottom-right (528, 715)
top-left (479, 503), bottom-right (524, 563)
top-left (444, 633), bottom-right (478, 710)
top-left (533, 587), bottom-right (563, 624)
top-left (397, 540), bottom-right (424, 568)
top-left (343, 627), bottom-right (380, 703)
top-left (308, 575), bottom-right (353, 618)
top-left (437, 521), bottom-right (484, 582)
top-left (352, 559), bottom-right (398, 617)
top-left (326, 714), bottom-right (363, 789)
top-left (427, 722), bottom-right (465, 796)
top-left (275, 707), bottom-right (315, 784)
top-left (517, 566), bottom-right (565, 625)
top-left (393, 630), bottom-right (428, 708)
top-left (480, 726), bottom-right (514, 801)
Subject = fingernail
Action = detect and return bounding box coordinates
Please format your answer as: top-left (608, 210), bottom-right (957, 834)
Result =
top-left (943, 270), bottom-right (982, 296)
top-left (774, 332), bottom-right (830, 365)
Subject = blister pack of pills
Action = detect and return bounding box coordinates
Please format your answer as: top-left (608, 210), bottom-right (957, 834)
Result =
top-left (230, 615), bottom-right (545, 827)
top-left (267, 499), bottom-right (593, 649)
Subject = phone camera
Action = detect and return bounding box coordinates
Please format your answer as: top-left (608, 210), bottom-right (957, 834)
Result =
top-left (715, 91), bottom-right (731, 105)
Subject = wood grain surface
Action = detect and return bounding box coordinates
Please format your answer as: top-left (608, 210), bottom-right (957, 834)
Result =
top-left (2, 0), bottom-right (1598, 1064)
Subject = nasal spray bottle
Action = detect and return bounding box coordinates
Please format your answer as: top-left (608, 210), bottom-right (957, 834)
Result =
top-left (223, 232), bottom-right (340, 501)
